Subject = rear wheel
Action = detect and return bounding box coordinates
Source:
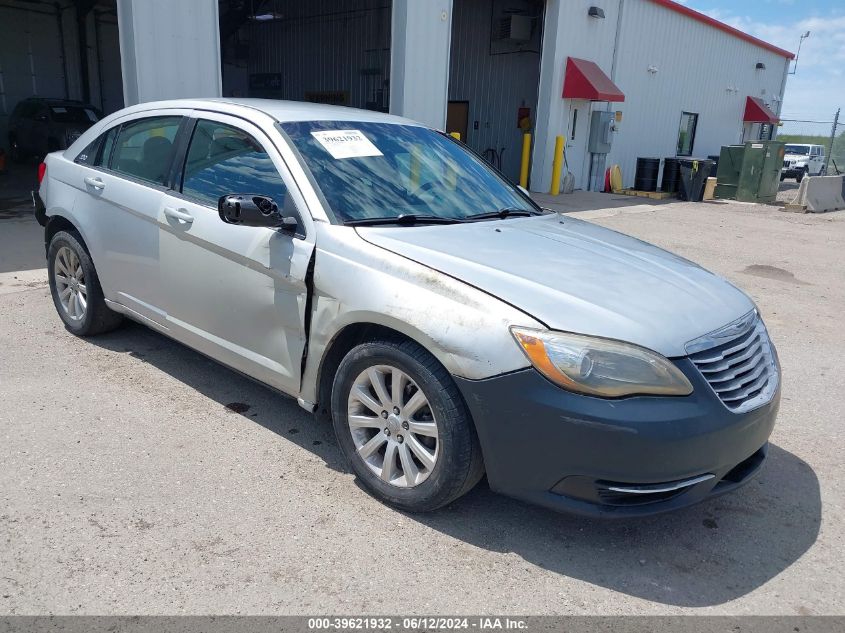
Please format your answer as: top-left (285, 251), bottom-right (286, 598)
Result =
top-left (47, 230), bottom-right (123, 336)
top-left (331, 338), bottom-right (484, 512)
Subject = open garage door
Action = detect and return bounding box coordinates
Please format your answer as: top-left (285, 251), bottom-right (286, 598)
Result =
top-left (0, 0), bottom-right (123, 156)
top-left (219, 0), bottom-right (391, 112)
top-left (447, 0), bottom-right (544, 184)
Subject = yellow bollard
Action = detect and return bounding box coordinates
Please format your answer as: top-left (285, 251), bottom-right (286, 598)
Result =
top-left (449, 132), bottom-right (461, 141)
top-left (445, 159), bottom-right (458, 190)
top-left (549, 136), bottom-right (564, 195)
top-left (519, 133), bottom-right (531, 189)
top-left (410, 146), bottom-right (421, 189)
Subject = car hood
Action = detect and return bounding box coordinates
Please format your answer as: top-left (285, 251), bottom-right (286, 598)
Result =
top-left (784, 154), bottom-right (809, 161)
top-left (356, 214), bottom-right (753, 357)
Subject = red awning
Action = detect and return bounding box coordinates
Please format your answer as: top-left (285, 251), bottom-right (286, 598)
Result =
top-left (744, 96), bottom-right (779, 123)
top-left (562, 57), bottom-right (625, 102)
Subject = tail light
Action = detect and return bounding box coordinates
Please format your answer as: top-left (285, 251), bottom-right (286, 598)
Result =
top-left (38, 162), bottom-right (47, 184)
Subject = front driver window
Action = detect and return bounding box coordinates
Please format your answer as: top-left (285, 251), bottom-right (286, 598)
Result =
top-left (110, 116), bottom-right (182, 186)
top-left (181, 120), bottom-right (289, 208)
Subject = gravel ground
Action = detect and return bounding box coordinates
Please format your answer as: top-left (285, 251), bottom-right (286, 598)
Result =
top-left (1, 196), bottom-right (843, 615)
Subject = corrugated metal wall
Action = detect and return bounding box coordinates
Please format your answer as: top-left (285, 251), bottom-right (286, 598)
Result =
top-left (609, 0), bottom-right (790, 190)
top-left (532, 0), bottom-right (791, 191)
top-left (246, 0), bottom-right (391, 111)
top-left (448, 0), bottom-right (543, 182)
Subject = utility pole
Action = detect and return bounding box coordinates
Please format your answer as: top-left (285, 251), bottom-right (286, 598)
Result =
top-left (824, 108), bottom-right (839, 175)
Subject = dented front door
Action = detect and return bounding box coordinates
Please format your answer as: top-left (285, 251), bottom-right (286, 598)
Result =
top-left (158, 112), bottom-right (314, 395)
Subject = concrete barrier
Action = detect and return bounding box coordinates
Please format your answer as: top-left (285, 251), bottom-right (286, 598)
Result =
top-left (784, 175), bottom-right (845, 213)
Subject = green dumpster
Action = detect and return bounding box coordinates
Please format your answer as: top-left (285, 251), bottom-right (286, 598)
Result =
top-left (714, 141), bottom-right (785, 203)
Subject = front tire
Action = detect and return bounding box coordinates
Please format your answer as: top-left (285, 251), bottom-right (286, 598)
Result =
top-left (331, 338), bottom-right (484, 512)
top-left (48, 230), bottom-right (123, 336)
top-left (796, 167), bottom-right (807, 183)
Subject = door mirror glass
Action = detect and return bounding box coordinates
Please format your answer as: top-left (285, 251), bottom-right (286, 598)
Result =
top-left (218, 194), bottom-right (297, 232)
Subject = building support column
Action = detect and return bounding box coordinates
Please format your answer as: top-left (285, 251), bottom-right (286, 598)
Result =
top-left (116, 0), bottom-right (221, 106)
top-left (390, 0), bottom-right (453, 129)
top-left (531, 0), bottom-right (563, 192)
top-left (74, 0), bottom-right (96, 104)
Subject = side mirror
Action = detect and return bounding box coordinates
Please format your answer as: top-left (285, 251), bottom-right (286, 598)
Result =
top-left (517, 185), bottom-right (530, 197)
top-left (218, 194), bottom-right (298, 232)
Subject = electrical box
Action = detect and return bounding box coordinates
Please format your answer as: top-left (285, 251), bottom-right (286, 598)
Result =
top-left (715, 141), bottom-right (785, 203)
top-left (588, 110), bottom-right (614, 154)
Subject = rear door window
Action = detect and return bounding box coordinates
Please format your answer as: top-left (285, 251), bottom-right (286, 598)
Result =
top-left (75, 126), bottom-right (118, 167)
top-left (110, 116), bottom-right (182, 186)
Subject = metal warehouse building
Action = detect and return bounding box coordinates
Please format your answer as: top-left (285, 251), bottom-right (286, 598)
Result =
top-left (1, 0), bottom-right (793, 191)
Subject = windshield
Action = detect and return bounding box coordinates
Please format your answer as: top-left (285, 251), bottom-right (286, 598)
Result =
top-left (785, 145), bottom-right (810, 155)
top-left (279, 121), bottom-right (536, 223)
top-left (49, 105), bottom-right (99, 124)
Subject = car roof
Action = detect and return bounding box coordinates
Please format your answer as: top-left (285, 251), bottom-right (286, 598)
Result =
top-left (116, 98), bottom-right (425, 127)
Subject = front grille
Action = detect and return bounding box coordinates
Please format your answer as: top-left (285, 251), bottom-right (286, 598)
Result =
top-left (687, 312), bottom-right (778, 413)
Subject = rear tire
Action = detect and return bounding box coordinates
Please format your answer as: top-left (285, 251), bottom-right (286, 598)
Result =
top-left (47, 230), bottom-right (123, 336)
top-left (331, 338), bottom-right (484, 512)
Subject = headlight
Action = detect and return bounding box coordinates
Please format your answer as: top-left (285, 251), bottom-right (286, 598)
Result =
top-left (511, 327), bottom-right (693, 398)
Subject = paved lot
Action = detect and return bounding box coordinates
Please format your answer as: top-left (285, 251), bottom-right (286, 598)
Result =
top-left (1, 179), bottom-right (844, 615)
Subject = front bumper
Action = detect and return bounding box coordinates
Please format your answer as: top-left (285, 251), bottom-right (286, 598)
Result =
top-left (454, 359), bottom-right (779, 517)
top-left (781, 167), bottom-right (805, 179)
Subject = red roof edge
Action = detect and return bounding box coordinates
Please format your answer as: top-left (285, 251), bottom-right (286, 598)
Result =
top-left (649, 0), bottom-right (795, 60)
top-left (562, 57), bottom-right (625, 102)
top-left (744, 96), bottom-right (779, 123)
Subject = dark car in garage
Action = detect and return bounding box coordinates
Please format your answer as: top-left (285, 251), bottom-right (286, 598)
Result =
top-left (8, 97), bottom-right (102, 162)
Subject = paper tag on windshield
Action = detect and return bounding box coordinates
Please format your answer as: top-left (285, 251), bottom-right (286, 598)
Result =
top-left (310, 130), bottom-right (383, 159)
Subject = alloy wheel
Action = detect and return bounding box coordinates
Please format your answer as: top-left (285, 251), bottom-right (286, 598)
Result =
top-left (347, 364), bottom-right (439, 487)
top-left (54, 246), bottom-right (87, 321)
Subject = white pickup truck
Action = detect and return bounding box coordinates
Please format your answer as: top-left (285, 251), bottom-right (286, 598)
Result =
top-left (781, 143), bottom-right (826, 182)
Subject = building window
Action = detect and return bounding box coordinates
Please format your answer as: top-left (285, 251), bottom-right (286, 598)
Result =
top-left (676, 112), bottom-right (698, 156)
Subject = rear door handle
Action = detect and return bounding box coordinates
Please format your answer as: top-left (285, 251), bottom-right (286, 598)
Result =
top-left (84, 176), bottom-right (105, 190)
top-left (164, 207), bottom-right (194, 223)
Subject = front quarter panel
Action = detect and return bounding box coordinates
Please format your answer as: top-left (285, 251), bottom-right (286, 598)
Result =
top-left (300, 224), bottom-right (541, 404)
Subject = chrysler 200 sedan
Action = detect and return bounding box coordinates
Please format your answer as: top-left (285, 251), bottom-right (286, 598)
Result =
top-left (35, 99), bottom-right (780, 517)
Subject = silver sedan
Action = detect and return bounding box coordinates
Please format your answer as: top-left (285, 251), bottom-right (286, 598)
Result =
top-left (35, 99), bottom-right (780, 516)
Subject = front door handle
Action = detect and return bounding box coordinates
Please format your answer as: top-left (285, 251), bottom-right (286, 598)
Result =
top-left (84, 176), bottom-right (105, 190)
top-left (164, 207), bottom-right (194, 223)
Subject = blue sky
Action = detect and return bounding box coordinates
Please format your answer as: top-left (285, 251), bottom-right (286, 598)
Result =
top-left (681, 0), bottom-right (845, 133)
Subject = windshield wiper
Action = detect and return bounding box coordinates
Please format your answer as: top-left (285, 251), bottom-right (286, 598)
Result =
top-left (463, 208), bottom-right (542, 222)
top-left (344, 213), bottom-right (464, 227)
